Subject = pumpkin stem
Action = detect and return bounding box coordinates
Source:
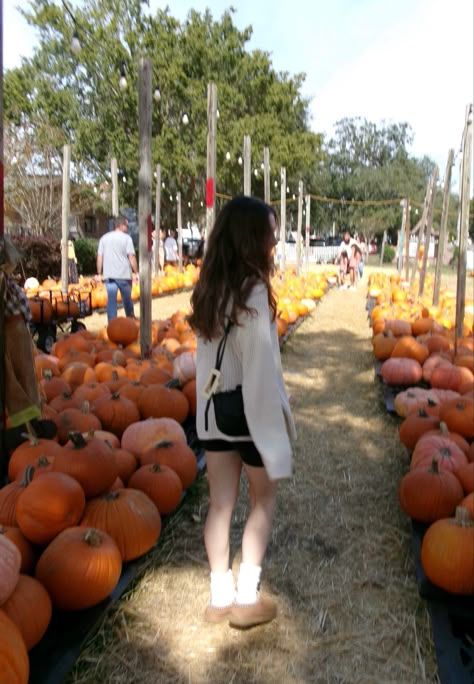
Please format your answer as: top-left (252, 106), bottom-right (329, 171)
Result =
top-left (102, 491), bottom-right (120, 501)
top-left (111, 370), bottom-right (120, 383)
top-left (429, 458), bottom-right (440, 474)
top-left (165, 378), bottom-right (181, 389)
top-left (19, 433), bottom-right (40, 445)
top-left (150, 463), bottom-right (164, 473)
top-left (68, 431), bottom-right (88, 449)
top-left (81, 401), bottom-right (91, 415)
top-left (36, 455), bottom-right (52, 467)
top-left (438, 447), bottom-right (453, 457)
top-left (439, 422), bottom-right (449, 434)
top-left (418, 408), bottom-right (429, 417)
top-left (455, 506), bottom-right (474, 527)
top-left (42, 369), bottom-right (54, 380)
top-left (84, 528), bottom-right (103, 547)
top-left (154, 440), bottom-right (174, 449)
top-left (21, 465), bottom-right (35, 487)
top-left (427, 399), bottom-right (438, 407)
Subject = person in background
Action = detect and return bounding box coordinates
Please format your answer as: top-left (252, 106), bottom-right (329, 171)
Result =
top-left (96, 215), bottom-right (138, 322)
top-left (338, 249), bottom-right (349, 289)
top-left (189, 196), bottom-right (296, 629)
top-left (163, 229), bottom-right (179, 267)
top-left (348, 242), bottom-right (362, 289)
top-left (357, 235), bottom-right (367, 279)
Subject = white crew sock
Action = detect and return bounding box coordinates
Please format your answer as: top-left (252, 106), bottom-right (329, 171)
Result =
top-left (209, 569), bottom-right (235, 607)
top-left (235, 562), bottom-right (262, 605)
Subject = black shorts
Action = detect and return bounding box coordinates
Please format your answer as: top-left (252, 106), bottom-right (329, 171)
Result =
top-left (200, 439), bottom-right (264, 468)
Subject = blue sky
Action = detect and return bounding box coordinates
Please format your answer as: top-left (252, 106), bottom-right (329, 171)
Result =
top-left (3, 0), bottom-right (473, 191)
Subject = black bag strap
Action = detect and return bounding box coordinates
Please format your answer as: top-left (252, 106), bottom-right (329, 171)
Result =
top-left (205, 319), bottom-right (233, 430)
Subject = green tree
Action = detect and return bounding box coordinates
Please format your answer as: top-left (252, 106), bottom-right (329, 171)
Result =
top-left (4, 1), bottom-right (323, 230)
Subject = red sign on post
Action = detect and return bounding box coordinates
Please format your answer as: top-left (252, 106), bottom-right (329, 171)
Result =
top-left (206, 178), bottom-right (214, 208)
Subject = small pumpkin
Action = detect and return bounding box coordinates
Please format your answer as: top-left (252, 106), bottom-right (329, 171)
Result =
top-left (35, 526), bottom-right (122, 610)
top-left (438, 397), bottom-right (474, 438)
top-left (0, 610), bottom-right (29, 683)
top-left (380, 357), bottom-right (423, 386)
top-left (54, 432), bottom-right (119, 498)
top-left (121, 417), bottom-right (187, 457)
top-left (128, 463), bottom-right (183, 514)
top-left (91, 392), bottom-right (140, 438)
top-left (455, 462), bottom-right (474, 494)
top-left (56, 401), bottom-right (102, 445)
top-left (0, 526), bottom-right (36, 575)
top-left (0, 534), bottom-right (21, 606)
top-left (139, 439), bottom-right (198, 489)
top-left (2, 574), bottom-right (52, 650)
top-left (398, 458), bottom-right (464, 522)
top-left (421, 507), bottom-right (474, 594)
top-left (8, 436), bottom-right (63, 482)
top-left (410, 436), bottom-right (467, 474)
top-left (172, 351), bottom-right (196, 385)
top-left (16, 469), bottom-right (86, 545)
top-left (137, 384), bottom-right (189, 423)
top-left (106, 317), bottom-right (139, 346)
top-left (398, 409), bottom-right (440, 451)
top-left (80, 489), bottom-right (161, 561)
top-left (390, 336), bottom-right (429, 364)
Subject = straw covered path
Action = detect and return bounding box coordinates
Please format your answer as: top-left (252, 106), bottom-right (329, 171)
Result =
top-left (68, 268), bottom-right (440, 684)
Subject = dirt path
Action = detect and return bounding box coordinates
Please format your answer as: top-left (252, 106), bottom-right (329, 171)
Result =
top-left (68, 268), bottom-right (439, 684)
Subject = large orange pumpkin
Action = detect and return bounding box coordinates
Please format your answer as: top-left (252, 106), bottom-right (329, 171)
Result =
top-left (398, 458), bottom-right (464, 523)
top-left (121, 417), bottom-right (187, 457)
top-left (107, 317), bottom-right (139, 346)
top-left (35, 526), bottom-right (122, 610)
top-left (421, 507), bottom-right (474, 594)
top-left (54, 432), bottom-right (119, 497)
top-left (0, 609), bottom-right (29, 683)
top-left (80, 489), bottom-right (161, 561)
top-left (2, 574), bottom-right (52, 650)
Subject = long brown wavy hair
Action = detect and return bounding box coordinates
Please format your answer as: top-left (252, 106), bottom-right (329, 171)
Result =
top-left (189, 196), bottom-right (278, 340)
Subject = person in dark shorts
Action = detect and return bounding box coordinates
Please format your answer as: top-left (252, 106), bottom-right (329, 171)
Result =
top-left (189, 196), bottom-right (296, 629)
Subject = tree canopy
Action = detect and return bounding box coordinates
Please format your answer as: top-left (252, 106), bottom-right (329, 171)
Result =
top-left (5, 0), bottom-right (456, 242)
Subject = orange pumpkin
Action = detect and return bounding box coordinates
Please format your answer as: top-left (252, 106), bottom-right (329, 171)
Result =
top-left (107, 317), bottom-right (139, 346)
top-left (139, 439), bottom-right (198, 489)
top-left (0, 610), bottom-right (29, 683)
top-left (121, 417), bottom-right (187, 456)
top-left (35, 526), bottom-right (122, 610)
top-left (2, 574), bottom-right (52, 650)
top-left (128, 463), bottom-right (183, 514)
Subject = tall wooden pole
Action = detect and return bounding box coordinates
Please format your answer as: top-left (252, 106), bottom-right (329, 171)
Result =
top-left (418, 166), bottom-right (439, 297)
top-left (454, 105), bottom-right (473, 346)
top-left (243, 135), bottom-right (251, 196)
top-left (60, 144), bottom-right (71, 294)
top-left (305, 194), bottom-right (311, 271)
top-left (279, 167), bottom-right (286, 276)
top-left (138, 57), bottom-right (152, 358)
top-left (263, 146), bottom-right (270, 204)
top-left (379, 231), bottom-right (387, 267)
top-left (410, 178), bottom-right (431, 287)
top-left (296, 180), bottom-right (303, 275)
top-left (397, 200), bottom-right (406, 275)
top-left (154, 163), bottom-right (161, 275)
top-left (111, 157), bottom-right (119, 218)
top-left (404, 199), bottom-right (410, 282)
top-left (177, 191), bottom-right (183, 273)
top-left (205, 82), bottom-right (217, 242)
top-left (433, 149), bottom-right (454, 306)
top-left (0, 0), bottom-right (7, 480)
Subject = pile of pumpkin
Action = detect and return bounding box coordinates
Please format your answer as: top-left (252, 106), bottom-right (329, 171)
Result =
top-left (368, 272), bottom-right (474, 597)
top-left (23, 263), bottom-right (201, 322)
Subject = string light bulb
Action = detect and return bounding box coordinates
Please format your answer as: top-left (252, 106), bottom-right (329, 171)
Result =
top-left (225, 151), bottom-right (231, 161)
top-left (182, 113), bottom-right (189, 125)
top-left (71, 30), bottom-right (81, 55)
top-left (154, 88), bottom-right (161, 102)
top-left (238, 156), bottom-right (243, 165)
top-left (119, 61), bottom-right (127, 91)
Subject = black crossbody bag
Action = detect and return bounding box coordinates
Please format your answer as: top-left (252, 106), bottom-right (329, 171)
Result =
top-left (204, 320), bottom-right (250, 437)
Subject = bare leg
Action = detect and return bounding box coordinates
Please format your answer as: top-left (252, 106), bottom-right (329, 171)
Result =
top-left (204, 450), bottom-right (242, 573)
top-left (241, 464), bottom-right (278, 567)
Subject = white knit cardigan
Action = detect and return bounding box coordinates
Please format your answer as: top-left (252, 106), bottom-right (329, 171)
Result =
top-left (195, 282), bottom-right (296, 480)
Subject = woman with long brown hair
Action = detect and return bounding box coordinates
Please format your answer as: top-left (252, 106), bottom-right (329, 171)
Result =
top-left (189, 196), bottom-right (296, 628)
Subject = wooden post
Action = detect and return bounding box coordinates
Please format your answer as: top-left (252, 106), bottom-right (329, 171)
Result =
top-left (177, 191), bottom-right (183, 273)
top-left (138, 57), bottom-right (152, 358)
top-left (279, 167), bottom-right (286, 277)
top-left (397, 200), bottom-right (406, 275)
top-left (418, 166), bottom-right (439, 297)
top-left (404, 198), bottom-right (410, 282)
top-left (111, 157), bottom-right (119, 218)
top-left (243, 135), bottom-right (251, 196)
top-left (0, 0), bottom-right (7, 479)
top-left (154, 163), bottom-right (161, 275)
top-left (433, 149), bottom-right (454, 306)
top-left (454, 105), bottom-right (473, 346)
top-left (379, 230), bottom-right (387, 267)
top-left (305, 194), bottom-right (311, 270)
top-left (60, 144), bottom-right (71, 294)
top-left (263, 146), bottom-right (270, 204)
top-left (205, 82), bottom-right (217, 242)
top-left (296, 180), bottom-right (303, 275)
top-left (410, 178), bottom-right (431, 287)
